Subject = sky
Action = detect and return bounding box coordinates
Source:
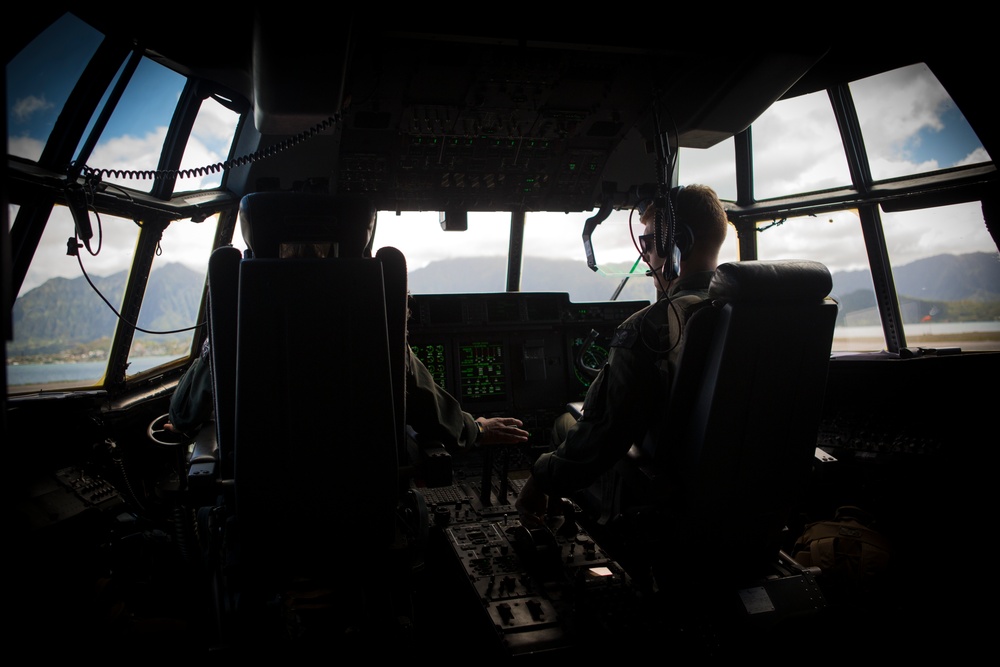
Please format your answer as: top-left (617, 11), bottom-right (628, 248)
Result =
top-left (7, 14), bottom-right (997, 294)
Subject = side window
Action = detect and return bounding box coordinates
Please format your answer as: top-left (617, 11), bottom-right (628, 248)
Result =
top-left (748, 61), bottom-right (996, 353)
top-left (755, 203), bottom-right (1000, 353)
top-left (880, 203), bottom-right (998, 352)
top-left (8, 209), bottom-right (227, 391)
top-left (679, 138), bottom-right (738, 202)
top-left (6, 13), bottom-right (103, 161)
top-left (7, 12), bottom-right (242, 391)
top-left (754, 209), bottom-right (876, 351)
top-left (10, 208), bottom-right (140, 390)
top-left (750, 90), bottom-right (852, 201)
top-left (125, 216), bottom-right (221, 378)
top-left (84, 58), bottom-right (186, 194)
top-left (176, 94), bottom-right (241, 193)
top-left (851, 63), bottom-right (992, 178)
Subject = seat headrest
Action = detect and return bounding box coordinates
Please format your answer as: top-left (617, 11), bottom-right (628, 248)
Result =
top-left (239, 192), bottom-right (376, 259)
top-left (709, 260), bottom-right (832, 302)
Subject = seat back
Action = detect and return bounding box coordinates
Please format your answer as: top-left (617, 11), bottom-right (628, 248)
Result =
top-left (221, 192), bottom-right (410, 643)
top-left (622, 259), bottom-right (838, 583)
top-left (233, 256), bottom-right (399, 575)
top-left (206, 244), bottom-right (242, 482)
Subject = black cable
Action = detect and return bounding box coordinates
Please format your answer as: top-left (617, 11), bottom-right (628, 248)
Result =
top-left (72, 238), bottom-right (204, 335)
top-left (77, 113), bottom-right (342, 184)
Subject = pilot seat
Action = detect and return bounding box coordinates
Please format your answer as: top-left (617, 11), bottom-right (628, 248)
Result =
top-left (584, 259), bottom-right (839, 652)
top-left (199, 191), bottom-right (421, 653)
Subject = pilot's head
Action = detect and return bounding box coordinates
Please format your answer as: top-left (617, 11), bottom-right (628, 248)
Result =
top-left (639, 184), bottom-right (729, 296)
top-left (241, 192), bottom-right (377, 259)
top-left (278, 242), bottom-right (335, 259)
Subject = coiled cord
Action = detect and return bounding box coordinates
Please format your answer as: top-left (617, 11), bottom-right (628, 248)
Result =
top-left (79, 113), bottom-right (342, 183)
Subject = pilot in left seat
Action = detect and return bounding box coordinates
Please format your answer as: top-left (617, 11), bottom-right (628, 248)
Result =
top-left (166, 241), bottom-right (529, 454)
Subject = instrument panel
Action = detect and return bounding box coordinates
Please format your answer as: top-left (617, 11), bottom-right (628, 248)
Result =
top-left (415, 476), bottom-right (657, 657)
top-left (407, 292), bottom-right (648, 444)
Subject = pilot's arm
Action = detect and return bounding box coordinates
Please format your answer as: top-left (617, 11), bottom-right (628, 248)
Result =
top-left (517, 310), bottom-right (658, 521)
top-left (166, 339), bottom-right (214, 436)
top-left (404, 347), bottom-right (527, 454)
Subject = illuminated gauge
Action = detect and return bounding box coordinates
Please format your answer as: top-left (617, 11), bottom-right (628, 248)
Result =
top-left (572, 335), bottom-right (608, 388)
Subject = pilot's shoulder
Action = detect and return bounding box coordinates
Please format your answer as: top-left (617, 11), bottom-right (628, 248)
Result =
top-left (610, 303), bottom-right (655, 348)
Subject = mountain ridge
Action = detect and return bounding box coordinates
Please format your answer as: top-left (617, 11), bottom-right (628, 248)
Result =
top-left (9, 252), bottom-right (999, 357)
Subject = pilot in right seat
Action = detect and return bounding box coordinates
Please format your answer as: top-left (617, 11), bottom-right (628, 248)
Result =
top-left (515, 184), bottom-right (731, 523)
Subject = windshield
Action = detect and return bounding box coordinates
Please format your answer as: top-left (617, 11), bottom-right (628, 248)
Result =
top-left (6, 14), bottom-right (998, 395)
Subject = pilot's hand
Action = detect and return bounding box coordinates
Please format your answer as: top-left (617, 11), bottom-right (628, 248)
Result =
top-left (515, 474), bottom-right (549, 528)
top-left (163, 421), bottom-right (192, 438)
top-left (475, 417), bottom-right (529, 446)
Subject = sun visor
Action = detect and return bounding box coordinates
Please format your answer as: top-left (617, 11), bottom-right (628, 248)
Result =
top-left (251, 12), bottom-right (353, 136)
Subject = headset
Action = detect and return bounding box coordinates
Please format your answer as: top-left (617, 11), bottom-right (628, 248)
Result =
top-left (639, 185), bottom-right (693, 281)
top-left (665, 185), bottom-right (693, 261)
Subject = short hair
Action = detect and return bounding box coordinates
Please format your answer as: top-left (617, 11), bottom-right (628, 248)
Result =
top-left (675, 184), bottom-right (728, 250)
top-left (640, 184), bottom-right (728, 254)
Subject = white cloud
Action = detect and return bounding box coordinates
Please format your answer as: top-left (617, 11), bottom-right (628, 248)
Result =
top-left (8, 135), bottom-right (44, 162)
top-left (190, 96), bottom-right (240, 143)
top-left (17, 58), bottom-right (995, 292)
top-left (851, 63), bottom-right (949, 162)
top-left (12, 95), bottom-right (52, 122)
top-left (958, 146), bottom-right (991, 167)
top-left (86, 128), bottom-right (171, 190)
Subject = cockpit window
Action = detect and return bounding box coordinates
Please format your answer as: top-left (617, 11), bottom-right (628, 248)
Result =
top-left (851, 62), bottom-right (991, 178)
top-left (7, 12), bottom-right (241, 392)
top-left (679, 137), bottom-right (738, 203)
top-left (10, 208), bottom-right (140, 390)
top-left (755, 209), bottom-right (877, 351)
top-left (880, 203), bottom-right (999, 352)
top-left (372, 211), bottom-right (511, 295)
top-left (173, 92), bottom-right (241, 193)
top-left (124, 216), bottom-right (220, 379)
top-left (6, 13), bottom-right (103, 161)
top-left (82, 58), bottom-right (186, 194)
top-left (522, 209), bottom-right (656, 303)
top-left (750, 90), bottom-right (853, 201)
top-left (750, 62), bottom-right (998, 353)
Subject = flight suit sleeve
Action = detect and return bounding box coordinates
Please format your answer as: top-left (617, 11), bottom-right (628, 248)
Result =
top-left (405, 346), bottom-right (480, 453)
top-left (168, 341), bottom-right (214, 435)
top-left (530, 317), bottom-right (659, 498)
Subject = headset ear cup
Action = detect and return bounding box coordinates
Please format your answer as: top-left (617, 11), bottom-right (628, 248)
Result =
top-left (668, 185), bottom-right (692, 260)
top-left (678, 223), bottom-right (694, 260)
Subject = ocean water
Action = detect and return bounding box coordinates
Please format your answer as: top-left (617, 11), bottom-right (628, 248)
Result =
top-left (6, 355), bottom-right (176, 387)
top-left (7, 322), bottom-right (1000, 388)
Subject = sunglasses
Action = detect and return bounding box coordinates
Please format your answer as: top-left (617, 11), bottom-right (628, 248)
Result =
top-left (638, 233), bottom-right (656, 255)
